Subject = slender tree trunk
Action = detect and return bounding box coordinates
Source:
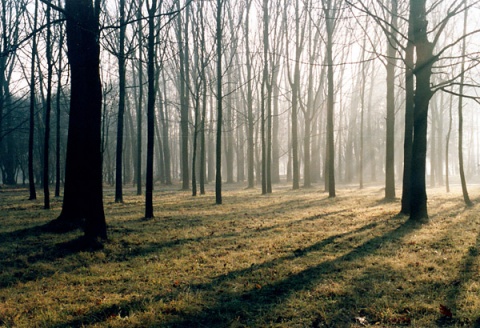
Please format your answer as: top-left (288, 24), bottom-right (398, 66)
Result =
top-left (177, 0), bottom-right (190, 190)
top-left (458, 1), bottom-right (472, 207)
top-left (160, 70), bottom-right (172, 185)
top-left (55, 12), bottom-right (63, 198)
top-left (245, 0), bottom-right (254, 188)
top-left (385, 0), bottom-right (397, 200)
top-left (430, 96), bottom-right (437, 187)
top-left (115, 0), bottom-right (126, 203)
top-left (135, 1), bottom-right (143, 195)
top-left (323, 0), bottom-right (336, 198)
top-left (215, 0), bottom-right (223, 204)
top-left (289, 0), bottom-right (303, 190)
top-left (145, 0), bottom-right (157, 219)
top-left (272, 68), bottom-right (280, 183)
top-left (445, 94), bottom-right (453, 193)
top-left (28, 0), bottom-right (38, 200)
top-left (200, 68), bottom-right (207, 194)
top-left (43, 0), bottom-right (53, 209)
top-left (261, 78), bottom-right (266, 195)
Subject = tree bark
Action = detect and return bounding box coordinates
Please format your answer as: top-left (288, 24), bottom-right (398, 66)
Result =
top-left (409, 0), bottom-right (433, 221)
top-left (28, 0), bottom-right (38, 200)
top-left (215, 0), bottom-right (223, 205)
top-left (458, 1), bottom-right (472, 207)
top-left (145, 0), bottom-right (157, 219)
top-left (51, 0), bottom-right (107, 241)
top-left (400, 4), bottom-right (415, 215)
top-left (42, 0), bottom-right (53, 209)
top-left (115, 0), bottom-right (126, 203)
top-left (323, 0), bottom-right (336, 198)
top-left (384, 0), bottom-right (397, 200)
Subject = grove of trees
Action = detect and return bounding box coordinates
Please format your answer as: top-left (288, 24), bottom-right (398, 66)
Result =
top-left (1, 0), bottom-right (480, 243)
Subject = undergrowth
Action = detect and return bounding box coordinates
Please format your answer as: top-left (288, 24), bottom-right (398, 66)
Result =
top-left (1, 183), bottom-right (480, 327)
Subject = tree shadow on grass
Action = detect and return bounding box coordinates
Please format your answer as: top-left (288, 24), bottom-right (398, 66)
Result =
top-left (49, 215), bottom-right (422, 328)
top-left (443, 228), bottom-right (480, 327)
top-left (0, 222), bottom-right (112, 289)
top-left (163, 217), bottom-right (422, 327)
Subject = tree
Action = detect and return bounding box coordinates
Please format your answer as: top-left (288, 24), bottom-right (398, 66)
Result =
top-left (135, 0), bottom-right (144, 196)
top-left (400, 2), bottom-right (415, 215)
top-left (28, 0), bottom-right (39, 200)
top-left (114, 0), bottom-right (127, 203)
top-left (408, 0), bottom-right (434, 220)
top-left (145, 0), bottom-right (157, 219)
top-left (244, 0), bottom-right (254, 189)
top-left (54, 5), bottom-right (64, 198)
top-left (457, 1), bottom-right (472, 207)
top-left (47, 0), bottom-right (107, 243)
top-left (176, 0), bottom-right (190, 191)
top-left (323, 0), bottom-right (338, 198)
top-left (42, 0), bottom-right (53, 209)
top-left (285, 0), bottom-right (305, 191)
top-left (215, 0), bottom-right (223, 205)
top-left (384, 0), bottom-right (397, 200)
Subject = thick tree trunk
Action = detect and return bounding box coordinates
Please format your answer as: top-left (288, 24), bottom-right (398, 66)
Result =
top-left (409, 0), bottom-right (433, 221)
top-left (52, 0), bottom-right (107, 241)
top-left (400, 9), bottom-right (415, 215)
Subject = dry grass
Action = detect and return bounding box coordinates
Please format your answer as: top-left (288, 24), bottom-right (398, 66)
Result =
top-left (1, 183), bottom-right (480, 327)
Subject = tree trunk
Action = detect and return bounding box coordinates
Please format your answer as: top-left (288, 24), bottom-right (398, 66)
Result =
top-left (55, 10), bottom-right (64, 198)
top-left (323, 0), bottom-right (336, 198)
top-left (215, 0), bottom-right (223, 205)
top-left (245, 0), bottom-right (254, 188)
top-left (445, 94), bottom-right (453, 193)
top-left (385, 0), bottom-right (397, 200)
top-left (177, 0), bottom-right (190, 191)
top-left (409, 0), bottom-right (433, 221)
top-left (135, 1), bottom-right (143, 195)
top-left (115, 0), bottom-right (126, 203)
top-left (51, 0), bottom-right (107, 242)
top-left (400, 5), bottom-right (415, 215)
top-left (28, 0), bottom-right (38, 200)
top-left (43, 0), bottom-right (53, 209)
top-left (458, 1), bottom-right (472, 207)
top-left (145, 0), bottom-right (157, 219)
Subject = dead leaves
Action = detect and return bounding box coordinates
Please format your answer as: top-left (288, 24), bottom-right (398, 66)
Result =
top-left (439, 304), bottom-right (453, 318)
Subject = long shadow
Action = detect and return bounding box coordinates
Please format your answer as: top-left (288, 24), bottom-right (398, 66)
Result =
top-left (163, 217), bottom-right (420, 327)
top-left (0, 223), bottom-right (106, 289)
top-left (50, 216), bottom-right (420, 327)
top-left (444, 228), bottom-right (480, 327)
top-left (101, 209), bottom-right (351, 266)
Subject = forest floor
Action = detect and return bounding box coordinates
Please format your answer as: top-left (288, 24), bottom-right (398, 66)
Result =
top-left (1, 182), bottom-right (480, 327)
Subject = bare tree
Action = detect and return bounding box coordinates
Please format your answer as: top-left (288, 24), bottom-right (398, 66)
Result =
top-left (145, 0), bottom-right (157, 219)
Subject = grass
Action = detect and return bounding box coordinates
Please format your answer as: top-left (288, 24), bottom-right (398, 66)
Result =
top-left (1, 182), bottom-right (480, 327)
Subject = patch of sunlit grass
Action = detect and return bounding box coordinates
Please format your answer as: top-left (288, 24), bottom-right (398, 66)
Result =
top-left (1, 184), bottom-right (480, 327)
